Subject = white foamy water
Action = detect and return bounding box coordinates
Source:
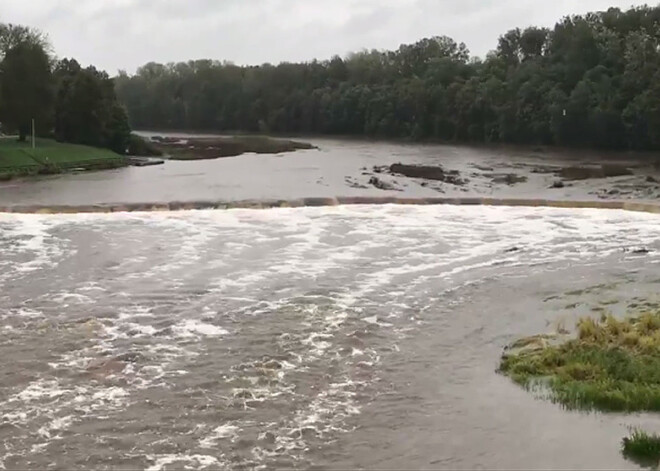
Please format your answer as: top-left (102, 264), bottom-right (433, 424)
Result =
top-left (0, 205), bottom-right (659, 470)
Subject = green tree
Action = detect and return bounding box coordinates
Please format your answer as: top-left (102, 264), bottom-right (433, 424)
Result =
top-left (54, 59), bottom-right (130, 153)
top-left (0, 23), bottom-right (50, 60)
top-left (111, 4), bottom-right (660, 152)
top-left (0, 42), bottom-right (53, 141)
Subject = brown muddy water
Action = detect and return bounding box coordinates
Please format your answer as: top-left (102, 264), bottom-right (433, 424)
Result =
top-left (1, 135), bottom-right (659, 206)
top-left (1, 204), bottom-right (660, 470)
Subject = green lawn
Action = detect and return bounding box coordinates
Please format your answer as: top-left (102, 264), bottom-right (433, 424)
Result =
top-left (0, 137), bottom-right (126, 175)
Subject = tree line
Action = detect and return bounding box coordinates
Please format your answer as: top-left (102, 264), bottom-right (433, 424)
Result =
top-left (115, 5), bottom-right (660, 151)
top-left (0, 24), bottom-right (130, 153)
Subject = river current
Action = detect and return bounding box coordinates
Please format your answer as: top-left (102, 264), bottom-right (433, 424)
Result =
top-left (1, 205), bottom-right (660, 469)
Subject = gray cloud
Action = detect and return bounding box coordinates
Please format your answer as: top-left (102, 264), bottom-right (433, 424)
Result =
top-left (0, 0), bottom-right (649, 74)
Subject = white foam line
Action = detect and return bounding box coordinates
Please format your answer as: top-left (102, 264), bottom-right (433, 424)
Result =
top-left (145, 454), bottom-right (221, 471)
top-left (199, 424), bottom-right (239, 449)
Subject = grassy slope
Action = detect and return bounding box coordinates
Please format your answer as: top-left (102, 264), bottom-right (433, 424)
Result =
top-left (0, 138), bottom-right (126, 175)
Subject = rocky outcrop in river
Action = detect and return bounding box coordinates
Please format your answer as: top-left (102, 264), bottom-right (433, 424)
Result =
top-left (388, 163), bottom-right (467, 185)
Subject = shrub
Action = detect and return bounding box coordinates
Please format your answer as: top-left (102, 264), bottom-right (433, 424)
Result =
top-left (500, 312), bottom-right (660, 412)
top-left (127, 134), bottom-right (163, 156)
top-left (622, 429), bottom-right (660, 467)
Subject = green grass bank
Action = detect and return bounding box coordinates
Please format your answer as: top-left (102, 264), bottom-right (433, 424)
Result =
top-left (0, 137), bottom-right (127, 179)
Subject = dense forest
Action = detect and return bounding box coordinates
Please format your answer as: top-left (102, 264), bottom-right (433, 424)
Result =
top-left (115, 5), bottom-right (660, 151)
top-left (0, 23), bottom-right (130, 153)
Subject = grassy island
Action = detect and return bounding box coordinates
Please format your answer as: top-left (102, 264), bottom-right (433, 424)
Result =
top-left (500, 311), bottom-right (660, 466)
top-left (155, 135), bottom-right (317, 160)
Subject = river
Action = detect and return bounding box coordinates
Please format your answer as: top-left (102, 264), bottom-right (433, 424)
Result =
top-left (1, 204), bottom-right (660, 469)
top-left (1, 137), bottom-right (660, 469)
top-left (1, 135), bottom-right (658, 205)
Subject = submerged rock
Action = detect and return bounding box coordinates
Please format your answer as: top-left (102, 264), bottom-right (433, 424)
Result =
top-left (368, 176), bottom-right (399, 191)
top-left (445, 174), bottom-right (468, 185)
top-left (389, 163), bottom-right (447, 181)
top-left (602, 164), bottom-right (634, 178)
top-left (559, 164), bottom-right (633, 180)
top-left (491, 173), bottom-right (528, 185)
top-left (344, 177), bottom-right (368, 189)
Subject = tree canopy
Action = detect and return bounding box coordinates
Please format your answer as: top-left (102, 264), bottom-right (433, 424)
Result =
top-left (115, 5), bottom-right (660, 151)
top-left (0, 41), bottom-right (53, 141)
top-left (0, 23), bottom-right (50, 61)
top-left (54, 59), bottom-right (130, 153)
top-left (0, 23), bottom-right (130, 151)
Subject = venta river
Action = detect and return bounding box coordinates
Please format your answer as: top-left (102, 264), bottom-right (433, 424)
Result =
top-left (1, 204), bottom-right (660, 469)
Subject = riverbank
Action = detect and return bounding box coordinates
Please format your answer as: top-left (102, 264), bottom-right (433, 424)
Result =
top-left (0, 137), bottom-right (127, 180)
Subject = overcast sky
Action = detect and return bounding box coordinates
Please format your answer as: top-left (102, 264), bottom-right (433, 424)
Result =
top-left (0, 0), bottom-right (650, 74)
